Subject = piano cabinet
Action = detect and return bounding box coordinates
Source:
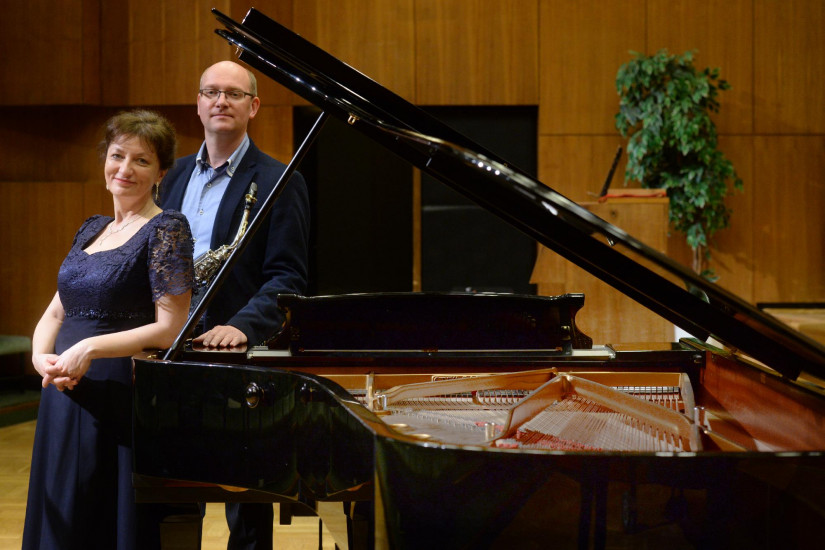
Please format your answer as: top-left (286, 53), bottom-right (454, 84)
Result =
top-left (133, 337), bottom-right (825, 549)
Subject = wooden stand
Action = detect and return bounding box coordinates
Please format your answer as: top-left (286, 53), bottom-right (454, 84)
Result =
top-left (530, 190), bottom-right (672, 345)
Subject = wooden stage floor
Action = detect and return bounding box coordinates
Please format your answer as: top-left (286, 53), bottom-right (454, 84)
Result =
top-left (0, 419), bottom-right (336, 549)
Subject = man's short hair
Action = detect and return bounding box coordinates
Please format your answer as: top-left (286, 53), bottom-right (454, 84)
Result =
top-left (199, 63), bottom-right (258, 97)
top-left (247, 70), bottom-right (257, 97)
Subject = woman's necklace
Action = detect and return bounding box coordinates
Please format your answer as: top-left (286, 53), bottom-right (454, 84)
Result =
top-left (97, 207), bottom-right (146, 247)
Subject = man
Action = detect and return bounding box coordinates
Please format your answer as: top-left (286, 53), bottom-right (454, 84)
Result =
top-left (160, 60), bottom-right (310, 549)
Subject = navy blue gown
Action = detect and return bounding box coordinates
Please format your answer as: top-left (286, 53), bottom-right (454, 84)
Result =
top-left (23, 211), bottom-right (193, 550)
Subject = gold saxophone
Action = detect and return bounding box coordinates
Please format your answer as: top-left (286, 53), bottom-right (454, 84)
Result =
top-left (193, 182), bottom-right (258, 289)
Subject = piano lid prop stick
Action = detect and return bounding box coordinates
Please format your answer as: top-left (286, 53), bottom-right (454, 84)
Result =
top-left (163, 110), bottom-right (330, 360)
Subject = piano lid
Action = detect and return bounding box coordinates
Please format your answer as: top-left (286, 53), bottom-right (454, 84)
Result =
top-left (211, 8), bottom-right (825, 382)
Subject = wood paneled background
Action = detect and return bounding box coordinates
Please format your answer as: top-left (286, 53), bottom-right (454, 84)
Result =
top-left (1, 0), bottom-right (824, 354)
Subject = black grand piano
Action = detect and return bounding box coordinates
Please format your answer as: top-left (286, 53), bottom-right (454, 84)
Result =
top-left (133, 8), bottom-right (825, 549)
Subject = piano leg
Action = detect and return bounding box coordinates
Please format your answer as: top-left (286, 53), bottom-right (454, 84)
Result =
top-left (345, 501), bottom-right (372, 550)
top-left (279, 501), bottom-right (317, 524)
top-left (577, 463), bottom-right (608, 550)
top-left (281, 500), bottom-right (371, 549)
top-left (155, 503), bottom-right (204, 550)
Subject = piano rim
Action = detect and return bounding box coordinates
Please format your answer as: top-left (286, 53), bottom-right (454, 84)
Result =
top-left (132, 350), bottom-right (825, 459)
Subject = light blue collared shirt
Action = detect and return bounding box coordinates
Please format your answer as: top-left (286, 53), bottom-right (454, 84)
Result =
top-left (181, 135), bottom-right (251, 259)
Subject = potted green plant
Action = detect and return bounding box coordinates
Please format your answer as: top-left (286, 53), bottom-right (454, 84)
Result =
top-left (615, 49), bottom-right (743, 279)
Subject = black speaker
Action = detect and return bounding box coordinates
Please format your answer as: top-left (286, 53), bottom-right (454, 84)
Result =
top-left (295, 107), bottom-right (413, 296)
top-left (420, 106), bottom-right (538, 294)
top-left (421, 203), bottom-right (535, 294)
top-left (295, 105), bottom-right (538, 296)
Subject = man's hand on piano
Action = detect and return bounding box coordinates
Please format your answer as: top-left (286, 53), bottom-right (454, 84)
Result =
top-left (193, 325), bottom-right (247, 349)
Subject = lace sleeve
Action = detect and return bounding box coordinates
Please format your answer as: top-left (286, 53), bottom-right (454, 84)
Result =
top-left (148, 211), bottom-right (195, 301)
top-left (72, 215), bottom-right (106, 249)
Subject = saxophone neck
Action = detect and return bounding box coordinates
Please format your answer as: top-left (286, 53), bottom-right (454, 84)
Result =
top-left (229, 181), bottom-right (258, 247)
top-left (244, 181), bottom-right (258, 208)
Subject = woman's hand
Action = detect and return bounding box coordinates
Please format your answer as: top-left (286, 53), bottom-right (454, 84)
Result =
top-left (33, 352), bottom-right (59, 389)
top-left (32, 352), bottom-right (58, 378)
top-left (33, 352), bottom-right (78, 391)
top-left (43, 373), bottom-right (79, 391)
top-left (44, 339), bottom-right (95, 390)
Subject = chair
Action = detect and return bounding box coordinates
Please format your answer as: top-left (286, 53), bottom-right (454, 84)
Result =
top-left (0, 335), bottom-right (31, 392)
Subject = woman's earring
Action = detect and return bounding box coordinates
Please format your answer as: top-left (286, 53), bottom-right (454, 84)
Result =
top-left (154, 182), bottom-right (160, 202)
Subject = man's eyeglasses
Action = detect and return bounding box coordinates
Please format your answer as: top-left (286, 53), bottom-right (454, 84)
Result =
top-left (199, 89), bottom-right (254, 101)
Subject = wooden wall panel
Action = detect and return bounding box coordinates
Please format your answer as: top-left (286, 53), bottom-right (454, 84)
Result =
top-left (127, 4), bottom-right (167, 105)
top-left (160, 0), bottom-right (231, 104)
top-left (151, 106), bottom-right (216, 159)
top-left (538, 136), bottom-right (627, 202)
top-left (246, 106), bottom-right (296, 166)
top-left (753, 136), bottom-right (825, 302)
top-left (98, 0), bottom-right (297, 106)
top-left (531, 199), bottom-right (673, 345)
top-left (557, 264), bottom-right (673, 345)
top-left (647, 0), bottom-right (753, 135)
top-left (755, 0), bottom-right (825, 134)
top-left (0, 0), bottom-right (96, 105)
top-left (98, 2), bottom-right (130, 106)
top-left (0, 183), bottom-right (91, 338)
top-left (566, 271), bottom-right (674, 345)
top-left (539, 0), bottom-right (645, 135)
top-left (0, 107), bottom-right (110, 183)
top-left (82, 181), bottom-right (114, 223)
top-left (416, 0), bottom-right (539, 105)
top-left (232, 1), bottom-right (296, 106)
top-left (706, 136), bottom-right (754, 301)
top-left (101, 0), bottom-right (233, 106)
top-left (294, 0), bottom-right (416, 102)
top-left (81, 0), bottom-right (103, 105)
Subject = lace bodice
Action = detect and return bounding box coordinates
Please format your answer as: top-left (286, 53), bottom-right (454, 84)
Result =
top-left (57, 210), bottom-right (194, 323)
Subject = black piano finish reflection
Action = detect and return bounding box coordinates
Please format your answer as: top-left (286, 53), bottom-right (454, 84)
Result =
top-left (133, 8), bottom-right (825, 549)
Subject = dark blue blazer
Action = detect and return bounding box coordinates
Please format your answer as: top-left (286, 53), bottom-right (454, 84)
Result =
top-left (160, 139), bottom-right (310, 345)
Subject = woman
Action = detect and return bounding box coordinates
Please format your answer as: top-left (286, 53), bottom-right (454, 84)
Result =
top-left (23, 110), bottom-right (194, 550)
